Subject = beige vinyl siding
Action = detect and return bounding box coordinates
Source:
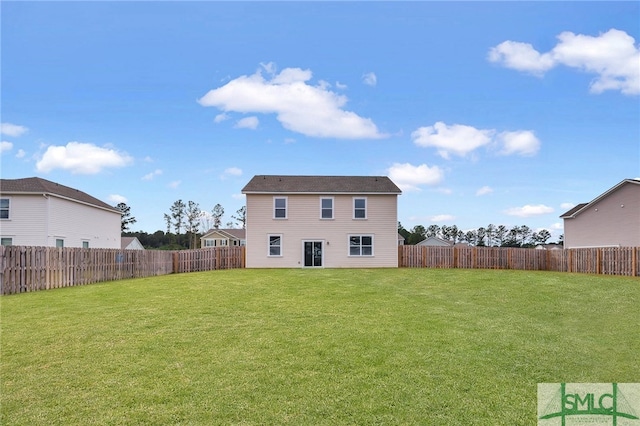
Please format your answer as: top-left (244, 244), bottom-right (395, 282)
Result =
top-left (564, 183), bottom-right (640, 248)
top-left (246, 193), bottom-right (398, 268)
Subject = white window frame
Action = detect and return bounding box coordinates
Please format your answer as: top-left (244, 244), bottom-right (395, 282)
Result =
top-left (348, 234), bottom-right (374, 257)
top-left (268, 234), bottom-right (283, 257)
top-left (320, 197), bottom-right (334, 220)
top-left (204, 239), bottom-right (215, 247)
top-left (0, 197), bottom-right (10, 220)
top-left (353, 197), bottom-right (367, 219)
top-left (55, 239), bottom-right (64, 248)
top-left (82, 241), bottom-right (90, 249)
top-left (273, 197), bottom-right (288, 219)
top-left (1, 237), bottom-right (12, 246)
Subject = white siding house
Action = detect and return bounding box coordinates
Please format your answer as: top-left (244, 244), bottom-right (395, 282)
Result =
top-left (242, 175), bottom-right (402, 268)
top-left (0, 177), bottom-right (121, 248)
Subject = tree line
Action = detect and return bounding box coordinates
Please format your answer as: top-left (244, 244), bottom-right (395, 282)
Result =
top-left (116, 201), bottom-right (246, 250)
top-left (398, 222), bottom-right (561, 248)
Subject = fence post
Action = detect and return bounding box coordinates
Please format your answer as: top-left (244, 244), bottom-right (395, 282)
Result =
top-left (172, 252), bottom-right (179, 274)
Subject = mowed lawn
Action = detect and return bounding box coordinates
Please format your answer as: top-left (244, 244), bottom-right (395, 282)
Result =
top-left (1, 269), bottom-right (638, 425)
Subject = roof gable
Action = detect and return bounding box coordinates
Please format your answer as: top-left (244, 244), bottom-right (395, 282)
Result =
top-left (201, 228), bottom-right (246, 240)
top-left (0, 177), bottom-right (119, 213)
top-left (242, 175), bottom-right (402, 194)
top-left (560, 179), bottom-right (640, 219)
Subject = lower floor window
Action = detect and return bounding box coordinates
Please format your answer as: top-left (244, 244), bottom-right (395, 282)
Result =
top-left (268, 235), bottom-right (282, 256)
top-left (349, 235), bottom-right (373, 256)
top-left (1, 237), bottom-right (12, 246)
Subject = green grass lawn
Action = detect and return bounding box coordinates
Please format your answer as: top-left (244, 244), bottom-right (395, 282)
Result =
top-left (1, 269), bottom-right (638, 425)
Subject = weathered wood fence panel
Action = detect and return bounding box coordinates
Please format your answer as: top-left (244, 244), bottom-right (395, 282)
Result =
top-left (173, 247), bottom-right (245, 274)
top-left (1, 246), bottom-right (179, 295)
top-left (399, 246), bottom-right (639, 277)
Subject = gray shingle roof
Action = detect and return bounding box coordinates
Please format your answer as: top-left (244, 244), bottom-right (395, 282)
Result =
top-left (242, 175), bottom-right (402, 194)
top-left (0, 177), bottom-right (119, 212)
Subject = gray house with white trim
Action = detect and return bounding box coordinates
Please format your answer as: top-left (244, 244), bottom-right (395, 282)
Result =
top-left (560, 178), bottom-right (640, 248)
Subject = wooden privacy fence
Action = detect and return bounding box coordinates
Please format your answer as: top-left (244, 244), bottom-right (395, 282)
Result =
top-left (0, 246), bottom-right (245, 295)
top-left (399, 246), bottom-right (640, 277)
top-left (173, 246), bottom-right (245, 273)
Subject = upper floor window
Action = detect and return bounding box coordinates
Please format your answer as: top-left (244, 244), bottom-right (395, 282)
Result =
top-left (320, 197), bottom-right (333, 219)
top-left (353, 197), bottom-right (367, 219)
top-left (274, 197), bottom-right (287, 219)
top-left (0, 198), bottom-right (9, 219)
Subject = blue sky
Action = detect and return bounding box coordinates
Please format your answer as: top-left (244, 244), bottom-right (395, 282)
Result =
top-left (2, 2), bottom-right (639, 239)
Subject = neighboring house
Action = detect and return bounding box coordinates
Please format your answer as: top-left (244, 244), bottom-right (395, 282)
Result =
top-left (241, 175), bottom-right (402, 268)
top-left (560, 178), bottom-right (640, 248)
top-left (122, 237), bottom-right (145, 250)
top-left (417, 236), bottom-right (453, 247)
top-left (397, 233), bottom-right (406, 246)
top-left (535, 243), bottom-right (563, 250)
top-left (0, 177), bottom-right (121, 248)
top-left (200, 228), bottom-right (246, 248)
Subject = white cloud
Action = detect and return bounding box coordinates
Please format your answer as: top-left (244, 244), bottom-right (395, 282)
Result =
top-left (489, 28), bottom-right (640, 95)
top-left (1, 141), bottom-right (13, 153)
top-left (430, 214), bottom-right (455, 222)
top-left (109, 194), bottom-right (127, 204)
top-left (362, 72), bottom-right (377, 86)
top-left (168, 180), bottom-right (181, 189)
top-left (560, 202), bottom-right (576, 210)
top-left (232, 193), bottom-right (246, 200)
top-left (504, 204), bottom-right (554, 217)
top-left (488, 41), bottom-right (555, 76)
top-left (142, 169), bottom-right (163, 181)
top-left (412, 122), bottom-right (542, 159)
top-left (235, 116), bottom-right (259, 130)
top-left (476, 186), bottom-right (493, 196)
top-left (36, 142), bottom-right (133, 175)
top-left (221, 167), bottom-right (243, 179)
top-left (16, 149), bottom-right (26, 158)
top-left (411, 122), bottom-right (494, 159)
top-left (214, 113), bottom-right (230, 123)
top-left (497, 130), bottom-right (540, 156)
top-left (1, 123), bottom-right (28, 137)
top-left (336, 81), bottom-right (348, 90)
top-left (387, 162), bottom-right (444, 192)
top-left (198, 64), bottom-right (386, 139)
top-left (550, 222), bottom-right (564, 231)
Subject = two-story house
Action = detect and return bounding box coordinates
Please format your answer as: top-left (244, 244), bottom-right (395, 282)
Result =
top-left (560, 178), bottom-right (640, 248)
top-left (200, 228), bottom-right (246, 248)
top-left (0, 177), bottom-right (121, 248)
top-left (241, 175), bottom-right (402, 268)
